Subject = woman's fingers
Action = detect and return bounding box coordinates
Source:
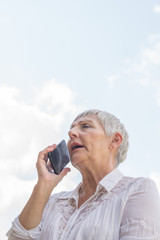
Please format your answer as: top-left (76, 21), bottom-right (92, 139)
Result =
top-left (59, 168), bottom-right (71, 179)
top-left (36, 145), bottom-right (56, 175)
top-left (36, 143), bottom-right (70, 179)
top-left (47, 144), bottom-right (57, 149)
top-left (36, 144), bottom-right (71, 189)
top-left (37, 145), bottom-right (56, 164)
top-left (39, 145), bottom-right (55, 158)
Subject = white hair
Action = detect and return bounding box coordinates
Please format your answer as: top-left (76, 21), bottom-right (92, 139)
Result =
top-left (73, 109), bottom-right (129, 167)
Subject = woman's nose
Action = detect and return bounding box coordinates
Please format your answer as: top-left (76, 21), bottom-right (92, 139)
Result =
top-left (68, 127), bottom-right (78, 139)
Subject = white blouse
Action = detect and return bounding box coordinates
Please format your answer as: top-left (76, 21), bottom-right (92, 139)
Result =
top-left (7, 168), bottom-right (160, 240)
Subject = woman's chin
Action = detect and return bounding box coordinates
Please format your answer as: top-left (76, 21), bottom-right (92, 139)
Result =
top-left (71, 155), bottom-right (86, 168)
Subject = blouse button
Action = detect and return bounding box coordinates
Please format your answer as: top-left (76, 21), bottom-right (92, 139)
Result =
top-left (95, 224), bottom-right (100, 230)
top-left (140, 220), bottom-right (145, 226)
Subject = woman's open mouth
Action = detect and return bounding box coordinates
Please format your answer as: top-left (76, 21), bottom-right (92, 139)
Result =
top-left (70, 142), bottom-right (84, 152)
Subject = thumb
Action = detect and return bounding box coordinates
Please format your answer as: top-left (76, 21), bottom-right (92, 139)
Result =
top-left (59, 168), bottom-right (71, 179)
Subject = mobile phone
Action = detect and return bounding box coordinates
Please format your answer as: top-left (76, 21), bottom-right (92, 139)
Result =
top-left (48, 140), bottom-right (70, 175)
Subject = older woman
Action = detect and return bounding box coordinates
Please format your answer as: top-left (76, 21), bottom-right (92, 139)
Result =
top-left (7, 109), bottom-right (160, 239)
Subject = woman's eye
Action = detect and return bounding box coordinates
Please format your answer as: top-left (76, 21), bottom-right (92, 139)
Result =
top-left (82, 124), bottom-right (90, 128)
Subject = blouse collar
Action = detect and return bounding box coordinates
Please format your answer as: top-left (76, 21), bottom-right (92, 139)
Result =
top-left (99, 168), bottom-right (124, 192)
top-left (58, 168), bottom-right (124, 200)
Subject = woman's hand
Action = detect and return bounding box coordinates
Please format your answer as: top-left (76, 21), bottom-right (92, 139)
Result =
top-left (19, 144), bottom-right (71, 230)
top-left (36, 144), bottom-right (71, 189)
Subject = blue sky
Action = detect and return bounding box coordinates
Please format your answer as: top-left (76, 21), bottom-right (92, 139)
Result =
top-left (0, 1), bottom-right (160, 239)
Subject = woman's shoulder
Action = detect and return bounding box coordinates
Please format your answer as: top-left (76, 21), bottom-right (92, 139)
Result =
top-left (112, 174), bottom-right (159, 197)
top-left (117, 175), bottom-right (160, 205)
top-left (126, 176), bottom-right (158, 192)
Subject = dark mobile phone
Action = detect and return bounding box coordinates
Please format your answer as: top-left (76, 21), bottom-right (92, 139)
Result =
top-left (48, 140), bottom-right (70, 175)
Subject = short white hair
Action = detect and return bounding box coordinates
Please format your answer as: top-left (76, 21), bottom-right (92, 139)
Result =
top-left (73, 109), bottom-right (129, 167)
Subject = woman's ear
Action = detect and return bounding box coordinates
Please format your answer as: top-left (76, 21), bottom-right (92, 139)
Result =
top-left (109, 132), bottom-right (122, 149)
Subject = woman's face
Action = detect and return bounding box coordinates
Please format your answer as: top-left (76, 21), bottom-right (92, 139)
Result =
top-left (67, 115), bottom-right (112, 169)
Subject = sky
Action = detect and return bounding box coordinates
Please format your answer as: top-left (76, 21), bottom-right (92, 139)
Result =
top-left (0, 0), bottom-right (160, 239)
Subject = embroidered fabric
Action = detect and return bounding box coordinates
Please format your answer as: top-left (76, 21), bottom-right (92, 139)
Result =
top-left (51, 176), bottom-right (144, 236)
top-left (7, 169), bottom-right (160, 240)
top-left (63, 176), bottom-right (135, 228)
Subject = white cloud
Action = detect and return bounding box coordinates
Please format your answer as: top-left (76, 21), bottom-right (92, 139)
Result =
top-left (137, 77), bottom-right (152, 86)
top-left (33, 78), bottom-right (79, 114)
top-left (143, 48), bottom-right (160, 64)
top-left (127, 43), bottom-right (160, 76)
top-left (0, 80), bottom-right (82, 239)
top-left (153, 5), bottom-right (160, 14)
top-left (149, 34), bottom-right (160, 43)
top-left (128, 37), bottom-right (160, 107)
top-left (107, 34), bottom-right (160, 108)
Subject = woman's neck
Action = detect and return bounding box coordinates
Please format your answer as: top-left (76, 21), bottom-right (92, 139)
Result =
top-left (81, 166), bottom-right (114, 193)
top-left (77, 164), bottom-right (115, 208)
